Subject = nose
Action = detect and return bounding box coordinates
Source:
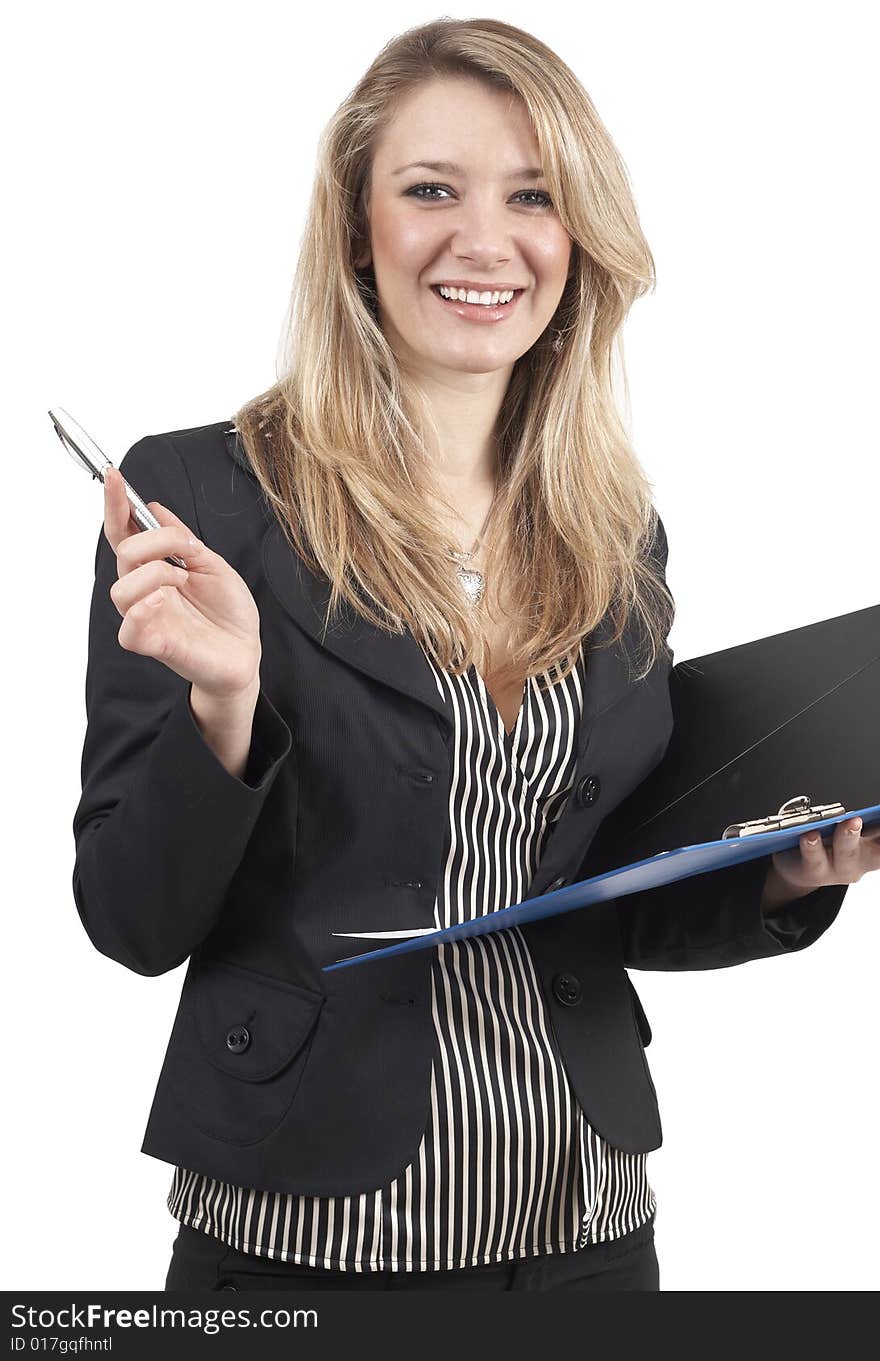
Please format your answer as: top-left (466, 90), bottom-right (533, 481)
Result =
top-left (446, 196), bottom-right (521, 262)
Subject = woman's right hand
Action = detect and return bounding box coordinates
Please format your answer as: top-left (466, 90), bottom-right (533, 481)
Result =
top-left (103, 465), bottom-right (262, 702)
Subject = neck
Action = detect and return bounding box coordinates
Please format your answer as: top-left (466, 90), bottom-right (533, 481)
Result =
top-left (433, 478), bottom-right (497, 556)
top-left (409, 364), bottom-right (509, 489)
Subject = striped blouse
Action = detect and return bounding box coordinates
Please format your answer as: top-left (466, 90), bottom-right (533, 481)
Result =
top-left (168, 638), bottom-right (656, 1270)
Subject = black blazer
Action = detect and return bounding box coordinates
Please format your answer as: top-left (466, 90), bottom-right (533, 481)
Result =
top-left (72, 420), bottom-right (847, 1198)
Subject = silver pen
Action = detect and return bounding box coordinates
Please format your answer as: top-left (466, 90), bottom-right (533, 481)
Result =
top-left (48, 406), bottom-right (188, 569)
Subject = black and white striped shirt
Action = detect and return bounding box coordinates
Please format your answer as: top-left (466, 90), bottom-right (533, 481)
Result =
top-left (168, 639), bottom-right (655, 1270)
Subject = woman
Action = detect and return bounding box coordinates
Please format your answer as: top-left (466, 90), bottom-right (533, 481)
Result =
top-left (74, 18), bottom-right (875, 1292)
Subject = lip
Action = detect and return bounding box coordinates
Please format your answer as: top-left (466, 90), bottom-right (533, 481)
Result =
top-left (429, 283), bottom-right (525, 324)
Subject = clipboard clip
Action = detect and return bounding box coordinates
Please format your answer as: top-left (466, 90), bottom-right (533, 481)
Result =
top-left (722, 794), bottom-right (846, 839)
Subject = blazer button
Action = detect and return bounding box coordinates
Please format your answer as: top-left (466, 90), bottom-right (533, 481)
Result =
top-left (576, 774), bottom-right (601, 807)
top-left (226, 1025), bottom-right (250, 1053)
top-left (552, 972), bottom-right (583, 1006)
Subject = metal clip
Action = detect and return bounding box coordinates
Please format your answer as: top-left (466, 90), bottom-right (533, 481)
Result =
top-left (722, 794), bottom-right (846, 839)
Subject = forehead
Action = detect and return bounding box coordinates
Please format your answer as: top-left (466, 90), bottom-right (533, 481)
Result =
top-left (373, 77), bottom-right (540, 169)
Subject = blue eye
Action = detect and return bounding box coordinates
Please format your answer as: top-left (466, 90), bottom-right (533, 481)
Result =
top-left (406, 182), bottom-right (553, 208)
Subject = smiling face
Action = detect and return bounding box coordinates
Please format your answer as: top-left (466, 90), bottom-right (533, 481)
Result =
top-left (359, 76), bottom-right (574, 378)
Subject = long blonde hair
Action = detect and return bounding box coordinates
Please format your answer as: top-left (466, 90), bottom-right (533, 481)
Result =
top-left (232, 16), bottom-right (674, 690)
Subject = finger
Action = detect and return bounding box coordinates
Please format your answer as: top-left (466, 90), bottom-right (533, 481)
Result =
top-left (141, 499), bottom-right (205, 573)
top-left (833, 816), bottom-right (863, 875)
top-left (145, 498), bottom-right (195, 535)
top-left (109, 557), bottom-right (190, 618)
top-left (799, 826), bottom-right (831, 871)
top-left (116, 517), bottom-right (200, 576)
top-left (103, 466), bottom-right (136, 552)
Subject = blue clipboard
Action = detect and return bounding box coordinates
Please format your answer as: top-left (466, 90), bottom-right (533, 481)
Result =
top-left (323, 800), bottom-right (880, 971)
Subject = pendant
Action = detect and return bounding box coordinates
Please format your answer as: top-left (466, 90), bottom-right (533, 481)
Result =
top-left (456, 566), bottom-right (485, 606)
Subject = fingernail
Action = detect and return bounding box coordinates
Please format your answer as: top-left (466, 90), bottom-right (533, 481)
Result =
top-left (850, 818), bottom-right (862, 834)
top-left (805, 834), bottom-right (819, 845)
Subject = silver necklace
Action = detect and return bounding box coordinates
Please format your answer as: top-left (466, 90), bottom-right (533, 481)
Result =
top-left (448, 491), bottom-right (497, 607)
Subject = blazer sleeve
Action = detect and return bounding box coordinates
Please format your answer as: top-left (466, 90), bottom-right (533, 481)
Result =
top-left (617, 854), bottom-right (848, 971)
top-left (71, 433), bottom-right (293, 977)
top-left (613, 513), bottom-right (848, 972)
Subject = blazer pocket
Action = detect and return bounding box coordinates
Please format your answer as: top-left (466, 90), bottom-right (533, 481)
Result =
top-left (168, 957), bottom-right (325, 1147)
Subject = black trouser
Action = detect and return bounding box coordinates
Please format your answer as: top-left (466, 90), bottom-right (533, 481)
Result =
top-left (164, 1216), bottom-right (659, 1292)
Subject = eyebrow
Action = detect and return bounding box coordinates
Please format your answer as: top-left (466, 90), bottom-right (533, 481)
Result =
top-left (392, 160), bottom-right (546, 180)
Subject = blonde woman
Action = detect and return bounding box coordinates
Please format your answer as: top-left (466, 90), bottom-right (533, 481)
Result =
top-left (75, 18), bottom-right (868, 1293)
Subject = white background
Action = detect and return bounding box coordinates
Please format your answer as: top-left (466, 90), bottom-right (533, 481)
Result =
top-left (5, 0), bottom-right (877, 1291)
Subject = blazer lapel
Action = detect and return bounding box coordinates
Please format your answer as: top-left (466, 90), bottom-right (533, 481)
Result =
top-left (226, 423), bottom-right (452, 724)
top-left (242, 428), bottom-right (637, 759)
top-left (261, 516), bottom-right (454, 725)
top-left (263, 507), bottom-right (636, 754)
top-left (234, 425), bottom-right (648, 913)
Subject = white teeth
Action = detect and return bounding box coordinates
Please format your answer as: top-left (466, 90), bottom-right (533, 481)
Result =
top-left (436, 285), bottom-right (517, 305)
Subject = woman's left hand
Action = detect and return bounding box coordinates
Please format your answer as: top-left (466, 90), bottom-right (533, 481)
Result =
top-left (771, 816), bottom-right (880, 893)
